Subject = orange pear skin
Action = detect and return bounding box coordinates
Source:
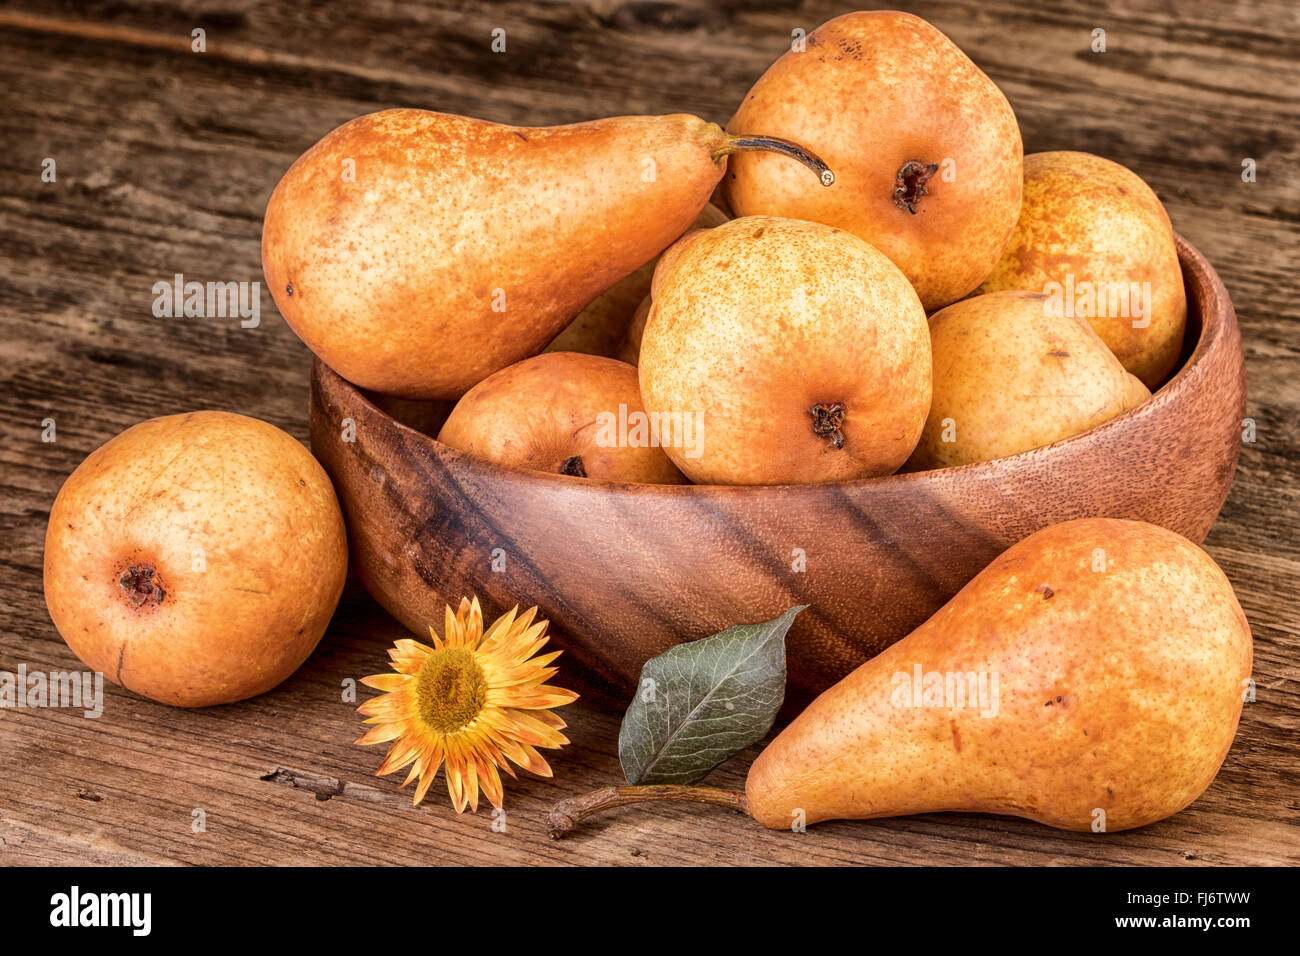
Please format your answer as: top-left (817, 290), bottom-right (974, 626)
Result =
top-left (725, 11), bottom-right (1023, 311)
top-left (638, 216), bottom-right (931, 485)
top-left (746, 519), bottom-right (1252, 832)
top-left (437, 352), bottom-right (686, 484)
top-left (263, 110), bottom-right (740, 399)
top-left (44, 412), bottom-right (348, 708)
top-left (616, 295), bottom-right (652, 366)
top-left (907, 290), bottom-right (1151, 469)
top-left (976, 151), bottom-right (1186, 388)
top-left (547, 203), bottom-right (729, 358)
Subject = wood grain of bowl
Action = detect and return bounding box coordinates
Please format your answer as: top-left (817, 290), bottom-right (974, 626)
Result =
top-left (310, 234), bottom-right (1245, 708)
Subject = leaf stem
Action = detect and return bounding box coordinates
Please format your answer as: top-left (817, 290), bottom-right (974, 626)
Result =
top-left (547, 785), bottom-right (750, 839)
top-left (712, 134), bottom-right (835, 187)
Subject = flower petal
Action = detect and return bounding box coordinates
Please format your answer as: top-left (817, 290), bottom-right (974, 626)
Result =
top-left (355, 722), bottom-right (405, 746)
top-left (359, 673), bottom-right (408, 692)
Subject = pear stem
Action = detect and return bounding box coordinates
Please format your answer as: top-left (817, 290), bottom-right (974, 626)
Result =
top-left (712, 135), bottom-right (835, 187)
top-left (547, 785), bottom-right (750, 839)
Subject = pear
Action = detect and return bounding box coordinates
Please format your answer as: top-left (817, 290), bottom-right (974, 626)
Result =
top-left (44, 412), bottom-right (348, 708)
top-left (746, 518), bottom-right (1252, 832)
top-left (615, 295), bottom-right (651, 366)
top-left (907, 290), bottom-right (1151, 470)
top-left (1121, 369), bottom-right (1152, 411)
top-left (437, 352), bottom-right (685, 484)
top-left (976, 151), bottom-right (1186, 388)
top-left (263, 110), bottom-right (829, 400)
top-left (638, 216), bottom-right (931, 485)
top-left (546, 204), bottom-right (728, 358)
top-left (725, 11), bottom-right (1023, 311)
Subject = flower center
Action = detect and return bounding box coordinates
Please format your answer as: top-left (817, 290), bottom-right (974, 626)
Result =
top-left (415, 647), bottom-right (487, 735)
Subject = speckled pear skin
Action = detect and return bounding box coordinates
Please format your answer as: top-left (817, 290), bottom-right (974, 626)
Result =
top-left (907, 290), bottom-right (1151, 469)
top-left (976, 151), bottom-right (1187, 388)
top-left (44, 412), bottom-right (348, 708)
top-left (638, 215), bottom-right (932, 485)
top-left (547, 203), bottom-right (729, 358)
top-left (724, 10), bottom-right (1023, 311)
top-left (437, 351), bottom-right (686, 484)
top-left (262, 110), bottom-right (733, 400)
top-left (746, 518), bottom-right (1252, 832)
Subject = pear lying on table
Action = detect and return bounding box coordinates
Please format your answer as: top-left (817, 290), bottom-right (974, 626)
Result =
top-left (550, 518), bottom-right (1251, 837)
top-left (263, 110), bottom-right (829, 400)
top-left (746, 518), bottom-right (1252, 832)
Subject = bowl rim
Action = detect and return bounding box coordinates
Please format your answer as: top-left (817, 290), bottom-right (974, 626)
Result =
top-left (314, 232), bottom-right (1233, 498)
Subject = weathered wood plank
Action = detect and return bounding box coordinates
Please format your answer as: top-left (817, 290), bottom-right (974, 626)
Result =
top-left (1, 0), bottom-right (1297, 865)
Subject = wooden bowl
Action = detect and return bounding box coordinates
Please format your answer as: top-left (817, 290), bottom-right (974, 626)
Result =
top-left (309, 234), bottom-right (1245, 708)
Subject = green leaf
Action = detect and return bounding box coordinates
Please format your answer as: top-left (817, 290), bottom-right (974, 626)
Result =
top-left (618, 606), bottom-right (806, 786)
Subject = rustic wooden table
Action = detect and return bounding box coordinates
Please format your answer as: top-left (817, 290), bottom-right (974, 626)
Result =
top-left (1, 0), bottom-right (1297, 866)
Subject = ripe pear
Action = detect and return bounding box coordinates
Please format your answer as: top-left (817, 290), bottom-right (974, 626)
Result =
top-left (44, 412), bottom-right (348, 707)
top-left (976, 151), bottom-right (1186, 388)
top-left (546, 204), bottom-right (729, 358)
top-left (437, 351), bottom-right (685, 484)
top-left (907, 290), bottom-right (1151, 470)
top-left (263, 110), bottom-right (828, 400)
top-left (725, 11), bottom-right (1023, 310)
top-left (615, 295), bottom-right (651, 366)
top-left (1121, 369), bottom-right (1152, 411)
top-left (746, 518), bottom-right (1252, 832)
top-left (638, 216), bottom-right (931, 485)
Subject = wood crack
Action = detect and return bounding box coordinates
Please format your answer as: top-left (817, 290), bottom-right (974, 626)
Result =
top-left (259, 766), bottom-right (416, 809)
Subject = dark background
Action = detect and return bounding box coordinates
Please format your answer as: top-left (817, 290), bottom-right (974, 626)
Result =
top-left (1, 1), bottom-right (1296, 864)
